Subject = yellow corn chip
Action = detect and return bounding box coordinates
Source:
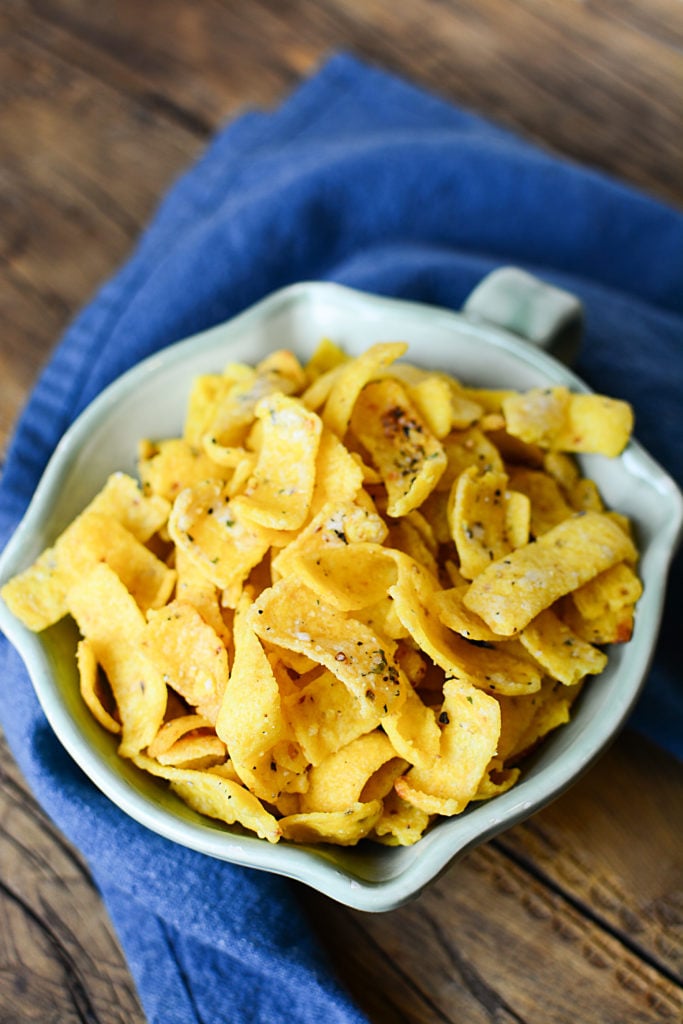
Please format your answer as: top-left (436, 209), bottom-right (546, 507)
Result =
top-left (138, 438), bottom-right (228, 502)
top-left (463, 511), bottom-right (638, 636)
top-left (436, 427), bottom-right (504, 492)
top-left (58, 512), bottom-right (176, 613)
top-left (168, 481), bottom-right (271, 605)
top-left (350, 378), bottom-right (446, 517)
top-left (370, 789), bottom-right (432, 846)
top-left (235, 393), bottom-right (322, 530)
top-left (155, 733), bottom-right (227, 770)
top-left (462, 387), bottom-right (516, 414)
top-left (406, 375), bottom-right (454, 438)
top-left (143, 600), bottom-right (229, 724)
top-left (279, 800), bottom-right (384, 845)
top-left (309, 429), bottom-right (365, 517)
top-left (305, 337), bottom-right (349, 379)
top-left (504, 681), bottom-right (577, 762)
top-left (560, 599), bottom-right (636, 645)
top-left (174, 548), bottom-right (232, 650)
top-left (285, 669), bottom-right (382, 766)
top-left (503, 387), bottom-right (633, 455)
top-left (251, 576), bottom-right (407, 718)
top-left (322, 341), bottom-right (407, 437)
top-left (542, 451), bottom-right (581, 494)
top-left (449, 467), bottom-right (529, 579)
top-left (506, 466), bottom-right (574, 536)
top-left (502, 386), bottom-right (570, 447)
top-left (518, 608), bottom-right (608, 686)
top-left (132, 753), bottom-right (281, 842)
top-left (206, 350), bottom-right (305, 448)
top-left (89, 472), bottom-right (170, 541)
top-left (394, 677), bottom-right (500, 816)
top-left (215, 591), bottom-right (293, 802)
top-left (430, 584), bottom-right (504, 643)
top-left (386, 515), bottom-right (439, 576)
top-left (571, 562), bottom-right (643, 620)
top-left (288, 541), bottom-right (397, 612)
top-left (569, 477), bottom-right (605, 513)
top-left (1, 480), bottom-right (174, 631)
top-left (388, 555), bottom-right (542, 694)
top-left (76, 638), bottom-right (121, 735)
top-left (474, 762), bottom-right (521, 800)
top-left (381, 685), bottom-right (441, 769)
top-left (183, 373), bottom-right (233, 447)
top-left (148, 713), bottom-right (214, 758)
top-left (300, 731), bottom-right (401, 812)
top-left (271, 499), bottom-right (388, 580)
top-left (67, 563), bottom-right (167, 757)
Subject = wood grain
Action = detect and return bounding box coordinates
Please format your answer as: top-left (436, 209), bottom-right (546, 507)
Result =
top-left (1, 1), bottom-right (682, 1021)
top-left (302, 734), bottom-right (683, 1024)
top-left (0, 729), bottom-right (145, 1024)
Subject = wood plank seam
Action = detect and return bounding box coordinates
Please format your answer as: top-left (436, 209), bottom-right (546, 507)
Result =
top-left (493, 837), bottom-right (683, 989)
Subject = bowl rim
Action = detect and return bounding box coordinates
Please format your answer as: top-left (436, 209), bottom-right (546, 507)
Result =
top-left (1, 280), bottom-right (681, 912)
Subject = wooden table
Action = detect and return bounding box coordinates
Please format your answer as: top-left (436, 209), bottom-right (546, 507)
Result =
top-left (1, 3), bottom-right (681, 1021)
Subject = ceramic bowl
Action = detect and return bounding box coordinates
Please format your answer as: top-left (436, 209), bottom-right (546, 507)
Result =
top-left (1, 272), bottom-right (680, 911)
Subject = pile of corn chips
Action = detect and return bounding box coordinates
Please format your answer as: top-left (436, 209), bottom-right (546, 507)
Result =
top-left (2, 340), bottom-right (642, 847)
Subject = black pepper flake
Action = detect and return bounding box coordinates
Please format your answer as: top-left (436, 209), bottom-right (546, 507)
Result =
top-left (439, 711), bottom-right (450, 725)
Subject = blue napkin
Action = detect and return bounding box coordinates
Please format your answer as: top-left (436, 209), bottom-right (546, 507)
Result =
top-left (1, 53), bottom-right (682, 1024)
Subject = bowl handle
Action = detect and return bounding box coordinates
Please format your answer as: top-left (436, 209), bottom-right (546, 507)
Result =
top-left (462, 267), bottom-right (584, 367)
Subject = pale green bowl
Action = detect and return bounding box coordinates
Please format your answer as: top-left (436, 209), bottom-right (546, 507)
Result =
top-left (1, 272), bottom-right (680, 912)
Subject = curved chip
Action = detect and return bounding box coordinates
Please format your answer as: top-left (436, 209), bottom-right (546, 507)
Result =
top-left (322, 341), bottom-right (407, 437)
top-left (67, 563), bottom-right (167, 757)
top-left (349, 378), bottom-right (446, 517)
top-left (143, 600), bottom-right (229, 724)
top-left (394, 677), bottom-right (500, 816)
top-left (279, 800), bottom-right (384, 845)
top-left (132, 753), bottom-right (281, 843)
top-left (300, 731), bottom-right (401, 812)
top-left (236, 393), bottom-right (322, 531)
top-left (77, 638), bottom-right (120, 735)
top-left (251, 576), bottom-right (407, 719)
top-left (463, 511), bottom-right (638, 636)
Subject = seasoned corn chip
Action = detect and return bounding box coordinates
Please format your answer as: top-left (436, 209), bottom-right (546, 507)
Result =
top-left (143, 601), bottom-right (229, 723)
top-left (370, 789), bottom-right (432, 846)
top-left (279, 800), bottom-right (384, 845)
top-left (168, 481), bottom-right (271, 605)
top-left (463, 511), bottom-right (637, 636)
top-left (148, 713), bottom-right (214, 758)
top-left (503, 386), bottom-right (633, 456)
top-left (215, 591), bottom-right (294, 802)
top-left (132, 753), bottom-right (281, 843)
top-left (350, 378), bottom-right (446, 516)
top-left (518, 608), bottom-right (607, 686)
top-left (300, 731), bottom-right (401, 812)
top-left (139, 438), bottom-right (228, 502)
top-left (285, 669), bottom-right (382, 766)
top-left (251, 576), bottom-right (407, 718)
top-left (436, 427), bottom-right (504, 492)
top-left (323, 341), bottom-right (407, 437)
top-left (77, 638), bottom-right (120, 735)
top-left (571, 562), bottom-right (643, 620)
top-left (67, 563), bottom-right (167, 757)
top-left (236, 393), bottom-right (322, 530)
top-left (449, 467), bottom-right (529, 579)
top-left (395, 678), bottom-right (500, 816)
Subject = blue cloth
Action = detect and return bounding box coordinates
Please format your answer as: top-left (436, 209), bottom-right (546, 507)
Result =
top-left (1, 53), bottom-right (682, 1024)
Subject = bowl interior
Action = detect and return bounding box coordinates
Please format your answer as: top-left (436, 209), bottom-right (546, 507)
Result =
top-left (1, 282), bottom-right (681, 911)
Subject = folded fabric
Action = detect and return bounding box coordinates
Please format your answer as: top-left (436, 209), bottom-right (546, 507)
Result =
top-left (1, 53), bottom-right (681, 1024)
